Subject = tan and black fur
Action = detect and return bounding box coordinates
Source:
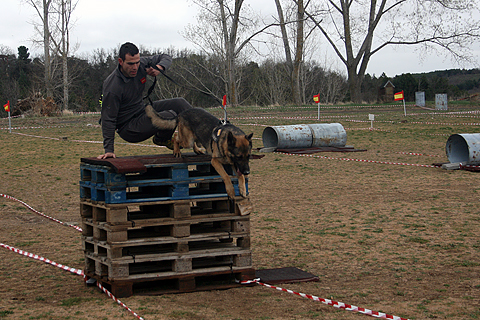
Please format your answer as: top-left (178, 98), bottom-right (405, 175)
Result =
top-left (146, 105), bottom-right (253, 200)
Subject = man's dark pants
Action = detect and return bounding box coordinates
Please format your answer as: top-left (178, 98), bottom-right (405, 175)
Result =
top-left (117, 98), bottom-right (192, 143)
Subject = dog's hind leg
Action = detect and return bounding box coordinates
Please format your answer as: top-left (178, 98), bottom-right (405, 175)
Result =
top-left (172, 132), bottom-right (182, 157)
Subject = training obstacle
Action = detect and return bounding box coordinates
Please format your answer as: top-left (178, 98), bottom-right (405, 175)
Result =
top-left (80, 154), bottom-right (255, 297)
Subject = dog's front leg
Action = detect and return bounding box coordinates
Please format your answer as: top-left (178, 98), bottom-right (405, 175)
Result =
top-left (211, 158), bottom-right (236, 200)
top-left (235, 167), bottom-right (248, 198)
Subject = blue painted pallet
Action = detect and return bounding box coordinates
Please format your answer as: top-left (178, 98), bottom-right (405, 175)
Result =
top-left (80, 163), bottom-right (218, 186)
top-left (80, 159), bottom-right (248, 204)
top-left (79, 180), bottom-right (247, 203)
top-left (80, 166), bottom-right (248, 204)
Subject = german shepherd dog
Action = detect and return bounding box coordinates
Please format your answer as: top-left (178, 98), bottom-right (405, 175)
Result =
top-left (146, 105), bottom-right (253, 201)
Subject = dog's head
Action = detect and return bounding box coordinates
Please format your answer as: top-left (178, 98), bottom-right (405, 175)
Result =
top-left (227, 132), bottom-right (253, 176)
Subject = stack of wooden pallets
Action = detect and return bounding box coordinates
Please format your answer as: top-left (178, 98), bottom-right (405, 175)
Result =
top-left (79, 154), bottom-right (254, 297)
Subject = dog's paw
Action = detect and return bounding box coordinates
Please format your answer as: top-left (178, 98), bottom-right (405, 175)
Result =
top-left (238, 184), bottom-right (248, 198)
top-left (193, 143), bottom-right (206, 155)
top-left (226, 188), bottom-right (236, 201)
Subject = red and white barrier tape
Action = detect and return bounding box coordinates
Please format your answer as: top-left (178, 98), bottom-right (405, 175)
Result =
top-left (244, 104), bottom-right (406, 110)
top-left (276, 152), bottom-right (438, 168)
top-left (344, 127), bottom-right (450, 137)
top-left (95, 281), bottom-right (145, 320)
top-left (0, 194), bottom-right (83, 232)
top-left (12, 132), bottom-right (62, 140)
top-left (9, 132), bottom-right (167, 148)
top-left (240, 279), bottom-right (410, 320)
top-left (409, 121), bottom-right (480, 126)
top-left (0, 242), bottom-right (84, 275)
top-left (394, 152), bottom-right (443, 158)
top-left (0, 242), bottom-right (145, 320)
top-left (1, 125), bottom-right (70, 130)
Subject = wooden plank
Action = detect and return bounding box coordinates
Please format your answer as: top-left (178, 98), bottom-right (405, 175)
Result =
top-left (86, 268), bottom-right (256, 298)
top-left (83, 215), bottom-right (250, 243)
top-left (85, 249), bottom-right (252, 281)
top-left (80, 198), bottom-right (244, 225)
top-left (85, 240), bottom-right (251, 262)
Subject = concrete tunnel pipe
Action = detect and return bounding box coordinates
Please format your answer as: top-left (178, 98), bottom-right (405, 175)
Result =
top-left (262, 123), bottom-right (347, 149)
top-left (446, 133), bottom-right (480, 165)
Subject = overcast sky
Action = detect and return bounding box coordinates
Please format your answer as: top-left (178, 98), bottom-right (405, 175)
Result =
top-left (2, 0), bottom-right (479, 78)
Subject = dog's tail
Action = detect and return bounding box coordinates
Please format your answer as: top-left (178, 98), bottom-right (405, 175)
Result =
top-left (145, 105), bottom-right (178, 130)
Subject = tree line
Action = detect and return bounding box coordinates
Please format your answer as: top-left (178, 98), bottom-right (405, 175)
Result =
top-left (362, 70), bottom-right (480, 103)
top-left (0, 45), bottom-right (350, 114)
top-left (2, 44), bottom-right (480, 117)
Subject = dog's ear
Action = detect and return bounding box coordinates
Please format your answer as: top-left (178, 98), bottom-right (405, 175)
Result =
top-left (227, 131), bottom-right (236, 145)
top-left (246, 133), bottom-right (253, 141)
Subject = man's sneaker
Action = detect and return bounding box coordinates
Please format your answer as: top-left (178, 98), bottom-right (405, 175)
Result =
top-left (153, 136), bottom-right (174, 150)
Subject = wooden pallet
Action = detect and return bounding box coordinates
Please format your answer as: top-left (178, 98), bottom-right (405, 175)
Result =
top-left (80, 162), bottom-right (248, 204)
top-left (83, 234), bottom-right (251, 260)
top-left (85, 248), bottom-right (252, 280)
top-left (80, 197), bottom-right (244, 225)
top-left (82, 214), bottom-right (250, 241)
top-left (86, 268), bottom-right (256, 298)
top-left (79, 179), bottom-right (247, 203)
top-left (80, 161), bottom-right (219, 186)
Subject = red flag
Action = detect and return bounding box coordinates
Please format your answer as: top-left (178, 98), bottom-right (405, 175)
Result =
top-left (394, 91), bottom-right (404, 101)
top-left (222, 95), bottom-right (227, 106)
top-left (313, 94), bottom-right (320, 103)
top-left (3, 100), bottom-right (10, 112)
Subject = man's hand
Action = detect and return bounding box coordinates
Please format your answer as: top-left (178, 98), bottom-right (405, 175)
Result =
top-left (146, 64), bottom-right (164, 77)
top-left (97, 152), bottom-right (116, 159)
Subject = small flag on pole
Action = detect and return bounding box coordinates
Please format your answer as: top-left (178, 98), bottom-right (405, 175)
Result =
top-left (3, 100), bottom-right (10, 112)
top-left (313, 94), bottom-right (320, 103)
top-left (394, 91), bottom-right (404, 101)
top-left (222, 95), bottom-right (227, 106)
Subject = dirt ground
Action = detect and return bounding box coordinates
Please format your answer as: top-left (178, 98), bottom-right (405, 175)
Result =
top-left (1, 104), bottom-right (480, 320)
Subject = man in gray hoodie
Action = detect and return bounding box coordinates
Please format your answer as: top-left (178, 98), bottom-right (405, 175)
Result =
top-left (97, 42), bottom-right (192, 159)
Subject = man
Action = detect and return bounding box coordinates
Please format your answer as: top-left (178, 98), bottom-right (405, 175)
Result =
top-left (97, 42), bottom-right (192, 159)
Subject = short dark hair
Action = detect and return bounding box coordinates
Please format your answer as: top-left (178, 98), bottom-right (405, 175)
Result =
top-left (119, 42), bottom-right (139, 60)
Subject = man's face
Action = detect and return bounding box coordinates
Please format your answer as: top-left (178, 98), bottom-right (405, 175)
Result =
top-left (119, 53), bottom-right (140, 78)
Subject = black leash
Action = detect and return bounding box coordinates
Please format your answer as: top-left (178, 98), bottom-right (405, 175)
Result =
top-left (147, 62), bottom-right (229, 124)
top-left (143, 74), bottom-right (157, 105)
top-left (145, 62), bottom-right (224, 106)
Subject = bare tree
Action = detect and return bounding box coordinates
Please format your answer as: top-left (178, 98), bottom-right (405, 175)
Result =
top-left (26, 0), bottom-right (55, 98)
top-left (274, 0), bottom-right (312, 105)
top-left (184, 0), bottom-right (279, 106)
top-left (304, 0), bottom-right (480, 102)
top-left (25, 0), bottom-right (77, 110)
top-left (50, 0), bottom-right (78, 110)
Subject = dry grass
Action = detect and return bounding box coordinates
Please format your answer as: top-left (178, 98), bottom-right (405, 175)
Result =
top-left (1, 103), bottom-right (480, 320)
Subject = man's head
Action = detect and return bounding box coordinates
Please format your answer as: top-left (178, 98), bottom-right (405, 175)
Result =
top-left (118, 42), bottom-right (140, 78)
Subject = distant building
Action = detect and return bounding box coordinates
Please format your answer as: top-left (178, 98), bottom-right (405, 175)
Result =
top-left (378, 80), bottom-right (395, 102)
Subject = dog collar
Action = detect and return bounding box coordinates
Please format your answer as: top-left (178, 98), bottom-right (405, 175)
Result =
top-left (212, 125), bottom-right (224, 143)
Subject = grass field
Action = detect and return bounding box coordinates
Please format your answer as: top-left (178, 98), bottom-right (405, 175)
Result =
top-left (1, 102), bottom-right (480, 320)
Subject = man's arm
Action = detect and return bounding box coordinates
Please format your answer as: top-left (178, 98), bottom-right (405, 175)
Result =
top-left (98, 91), bottom-right (120, 158)
top-left (144, 54), bottom-right (172, 77)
